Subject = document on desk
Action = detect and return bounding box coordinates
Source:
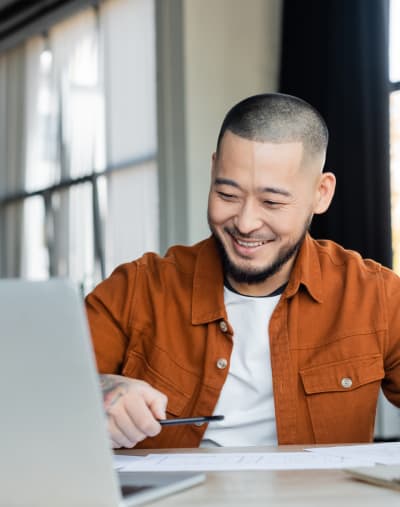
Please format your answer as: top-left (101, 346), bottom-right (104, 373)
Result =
top-left (305, 442), bottom-right (400, 465)
top-left (113, 452), bottom-right (376, 472)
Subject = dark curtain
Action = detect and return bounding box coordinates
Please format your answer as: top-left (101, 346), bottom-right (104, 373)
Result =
top-left (279, 0), bottom-right (392, 267)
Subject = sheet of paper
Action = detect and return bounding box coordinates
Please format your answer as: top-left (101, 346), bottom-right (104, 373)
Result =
top-left (305, 443), bottom-right (400, 465)
top-left (113, 452), bottom-right (375, 472)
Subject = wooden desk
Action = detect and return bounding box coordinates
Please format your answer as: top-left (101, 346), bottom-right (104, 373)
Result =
top-left (116, 446), bottom-right (400, 506)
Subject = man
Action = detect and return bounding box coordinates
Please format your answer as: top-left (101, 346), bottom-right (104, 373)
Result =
top-left (86, 93), bottom-right (400, 450)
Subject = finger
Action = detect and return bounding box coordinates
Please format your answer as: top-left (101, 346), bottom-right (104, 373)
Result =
top-left (140, 384), bottom-right (168, 420)
top-left (107, 417), bottom-right (144, 449)
top-left (124, 394), bottom-right (162, 437)
top-left (149, 393), bottom-right (168, 420)
top-left (111, 407), bottom-right (148, 444)
top-left (110, 439), bottom-right (121, 449)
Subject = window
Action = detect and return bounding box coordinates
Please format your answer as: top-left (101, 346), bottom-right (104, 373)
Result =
top-left (390, 0), bottom-right (400, 273)
top-left (376, 0), bottom-right (400, 442)
top-left (0, 0), bottom-right (158, 293)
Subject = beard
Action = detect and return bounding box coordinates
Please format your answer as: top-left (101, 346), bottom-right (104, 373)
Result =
top-left (209, 217), bottom-right (311, 286)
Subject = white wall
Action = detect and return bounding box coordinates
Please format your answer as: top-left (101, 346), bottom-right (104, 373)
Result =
top-left (183, 0), bottom-right (283, 243)
top-left (157, 0), bottom-right (283, 251)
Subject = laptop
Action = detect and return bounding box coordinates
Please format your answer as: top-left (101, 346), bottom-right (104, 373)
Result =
top-left (345, 465), bottom-right (400, 492)
top-left (0, 279), bottom-right (205, 506)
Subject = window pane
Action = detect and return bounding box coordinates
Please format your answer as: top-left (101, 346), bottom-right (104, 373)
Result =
top-left (22, 196), bottom-right (49, 279)
top-left (390, 91), bottom-right (400, 272)
top-left (1, 201), bottom-right (24, 277)
top-left (25, 37), bottom-right (59, 192)
top-left (68, 183), bottom-right (97, 292)
top-left (25, 8), bottom-right (105, 193)
top-left (105, 161), bottom-right (158, 274)
top-left (51, 10), bottom-right (105, 178)
top-left (101, 0), bottom-right (156, 163)
top-left (390, 0), bottom-right (400, 82)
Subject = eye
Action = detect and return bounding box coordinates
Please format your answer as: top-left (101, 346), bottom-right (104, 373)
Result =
top-left (263, 200), bottom-right (283, 208)
top-left (217, 191), bottom-right (237, 200)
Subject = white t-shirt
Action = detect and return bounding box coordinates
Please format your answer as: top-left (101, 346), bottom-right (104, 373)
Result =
top-left (201, 285), bottom-right (280, 447)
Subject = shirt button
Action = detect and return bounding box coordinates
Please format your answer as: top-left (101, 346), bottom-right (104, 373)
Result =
top-left (341, 377), bottom-right (353, 389)
top-left (219, 320), bottom-right (228, 333)
top-left (216, 358), bottom-right (228, 369)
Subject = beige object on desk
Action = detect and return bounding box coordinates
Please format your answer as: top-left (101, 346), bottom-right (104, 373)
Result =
top-left (117, 446), bottom-right (400, 507)
top-left (345, 465), bottom-right (400, 492)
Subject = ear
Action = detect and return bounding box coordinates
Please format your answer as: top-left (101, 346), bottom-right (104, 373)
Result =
top-left (313, 172), bottom-right (336, 214)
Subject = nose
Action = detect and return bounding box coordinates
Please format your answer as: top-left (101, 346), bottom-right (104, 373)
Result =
top-left (233, 199), bottom-right (263, 235)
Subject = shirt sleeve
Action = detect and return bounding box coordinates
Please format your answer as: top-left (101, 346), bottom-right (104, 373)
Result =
top-left (381, 266), bottom-right (400, 408)
top-left (85, 262), bottom-right (138, 374)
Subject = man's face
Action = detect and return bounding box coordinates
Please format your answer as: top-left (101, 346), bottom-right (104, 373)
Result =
top-left (208, 131), bottom-right (324, 295)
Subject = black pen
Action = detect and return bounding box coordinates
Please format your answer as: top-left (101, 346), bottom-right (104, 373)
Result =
top-left (159, 415), bottom-right (224, 426)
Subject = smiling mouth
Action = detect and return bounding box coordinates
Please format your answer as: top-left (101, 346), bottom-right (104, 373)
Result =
top-left (228, 232), bottom-right (273, 249)
top-left (235, 238), bottom-right (268, 248)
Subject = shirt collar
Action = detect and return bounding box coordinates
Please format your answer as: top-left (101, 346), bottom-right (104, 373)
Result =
top-left (191, 234), bottom-right (323, 325)
top-left (191, 237), bottom-right (227, 325)
top-left (285, 233), bottom-right (323, 303)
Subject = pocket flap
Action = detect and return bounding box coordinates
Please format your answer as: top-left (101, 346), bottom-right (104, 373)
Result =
top-left (122, 349), bottom-right (195, 416)
top-left (300, 354), bottom-right (384, 394)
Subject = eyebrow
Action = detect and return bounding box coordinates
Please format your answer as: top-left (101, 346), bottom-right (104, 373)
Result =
top-left (214, 177), bottom-right (292, 197)
top-left (214, 177), bottom-right (241, 189)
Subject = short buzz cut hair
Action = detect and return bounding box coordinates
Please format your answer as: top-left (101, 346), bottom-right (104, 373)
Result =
top-left (216, 93), bottom-right (329, 162)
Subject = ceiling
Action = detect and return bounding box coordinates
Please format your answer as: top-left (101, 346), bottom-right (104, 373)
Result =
top-left (0, 1), bottom-right (89, 51)
top-left (0, 0), bottom-right (16, 8)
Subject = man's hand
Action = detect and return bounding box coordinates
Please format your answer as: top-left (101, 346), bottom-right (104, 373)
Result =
top-left (100, 374), bottom-right (168, 449)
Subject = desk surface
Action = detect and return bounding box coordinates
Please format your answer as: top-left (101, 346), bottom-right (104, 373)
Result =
top-left (116, 445), bottom-right (399, 506)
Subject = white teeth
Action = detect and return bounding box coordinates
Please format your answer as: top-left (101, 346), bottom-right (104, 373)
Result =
top-left (236, 239), bottom-right (266, 248)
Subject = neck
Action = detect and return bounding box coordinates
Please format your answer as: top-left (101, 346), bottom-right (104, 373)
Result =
top-left (226, 259), bottom-right (294, 297)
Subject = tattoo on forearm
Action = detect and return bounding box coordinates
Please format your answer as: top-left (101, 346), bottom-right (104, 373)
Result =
top-left (100, 375), bottom-right (128, 415)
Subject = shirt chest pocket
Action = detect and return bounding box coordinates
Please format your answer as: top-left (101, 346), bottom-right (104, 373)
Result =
top-left (299, 354), bottom-right (384, 443)
top-left (121, 348), bottom-right (197, 417)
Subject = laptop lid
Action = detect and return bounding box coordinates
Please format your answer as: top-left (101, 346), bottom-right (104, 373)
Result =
top-left (0, 279), bottom-right (204, 507)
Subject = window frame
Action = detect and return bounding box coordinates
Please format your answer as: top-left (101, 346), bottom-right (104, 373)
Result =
top-left (0, 153), bottom-right (156, 279)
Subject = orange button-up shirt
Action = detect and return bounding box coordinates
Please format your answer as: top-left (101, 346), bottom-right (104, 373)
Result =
top-left (85, 234), bottom-right (400, 448)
